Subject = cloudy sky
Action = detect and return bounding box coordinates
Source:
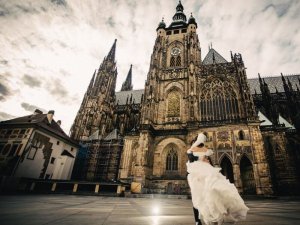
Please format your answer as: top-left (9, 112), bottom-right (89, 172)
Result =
top-left (0, 0), bottom-right (299, 133)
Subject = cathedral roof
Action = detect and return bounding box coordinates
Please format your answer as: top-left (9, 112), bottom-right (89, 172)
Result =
top-left (202, 48), bottom-right (228, 65)
top-left (104, 129), bottom-right (120, 141)
top-left (115, 89), bottom-right (144, 105)
top-left (248, 74), bottom-right (300, 94)
top-left (279, 114), bottom-right (295, 129)
top-left (115, 77), bottom-right (300, 104)
top-left (258, 111), bottom-right (273, 126)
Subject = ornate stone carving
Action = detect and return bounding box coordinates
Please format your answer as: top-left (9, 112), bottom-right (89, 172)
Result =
top-left (217, 131), bottom-right (230, 142)
top-left (167, 92), bottom-right (180, 117)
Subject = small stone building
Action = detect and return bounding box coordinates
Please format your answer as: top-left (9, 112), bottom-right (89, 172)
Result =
top-left (0, 109), bottom-right (78, 180)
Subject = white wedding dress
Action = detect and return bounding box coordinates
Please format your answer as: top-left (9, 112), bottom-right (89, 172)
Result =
top-left (187, 150), bottom-right (249, 225)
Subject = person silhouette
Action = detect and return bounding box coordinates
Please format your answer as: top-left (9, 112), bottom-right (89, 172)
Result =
top-left (187, 133), bottom-right (249, 225)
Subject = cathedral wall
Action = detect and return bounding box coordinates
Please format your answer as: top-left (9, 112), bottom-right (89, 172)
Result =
top-left (119, 135), bottom-right (139, 181)
top-left (132, 124), bottom-right (272, 195)
top-left (262, 130), bottom-right (300, 195)
top-left (152, 136), bottom-right (187, 177)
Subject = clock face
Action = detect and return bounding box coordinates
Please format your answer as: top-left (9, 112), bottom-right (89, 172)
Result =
top-left (171, 47), bottom-right (181, 56)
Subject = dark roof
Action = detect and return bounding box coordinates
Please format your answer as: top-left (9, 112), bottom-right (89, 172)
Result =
top-left (202, 48), bottom-right (228, 65)
top-left (61, 149), bottom-right (75, 158)
top-left (115, 75), bottom-right (299, 98)
top-left (0, 113), bottom-right (78, 147)
top-left (115, 89), bottom-right (144, 105)
top-left (248, 74), bottom-right (300, 94)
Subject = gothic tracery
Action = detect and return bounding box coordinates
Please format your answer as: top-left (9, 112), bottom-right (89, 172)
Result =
top-left (167, 91), bottom-right (181, 117)
top-left (200, 79), bottom-right (240, 121)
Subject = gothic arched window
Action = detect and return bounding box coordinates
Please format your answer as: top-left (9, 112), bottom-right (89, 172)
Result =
top-left (166, 148), bottom-right (178, 171)
top-left (170, 56), bottom-right (175, 67)
top-left (199, 80), bottom-right (240, 122)
top-left (167, 91), bottom-right (180, 117)
top-left (176, 56), bottom-right (181, 67)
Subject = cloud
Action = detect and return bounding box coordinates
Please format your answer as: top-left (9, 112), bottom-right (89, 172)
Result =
top-left (0, 0), bottom-right (299, 133)
top-left (50, 0), bottom-right (67, 7)
top-left (47, 78), bottom-right (68, 98)
top-left (0, 78), bottom-right (12, 101)
top-left (0, 60), bottom-right (8, 65)
top-left (21, 102), bottom-right (46, 113)
top-left (22, 74), bottom-right (42, 88)
top-left (0, 112), bottom-right (15, 121)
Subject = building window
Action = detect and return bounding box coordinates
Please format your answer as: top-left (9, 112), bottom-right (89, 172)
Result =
top-left (57, 141), bottom-right (60, 145)
top-left (71, 147), bottom-right (74, 152)
top-left (238, 130), bottom-right (245, 140)
top-left (182, 29), bottom-right (187, 33)
top-left (0, 143), bottom-right (5, 154)
top-left (170, 56), bottom-right (175, 67)
top-left (166, 148), bottom-right (178, 171)
top-left (5, 130), bottom-right (12, 138)
top-left (167, 91), bottom-right (180, 117)
top-left (50, 157), bottom-right (56, 164)
top-left (27, 146), bottom-right (38, 160)
top-left (13, 129), bottom-right (19, 134)
top-left (174, 30), bottom-right (179, 34)
top-left (166, 31), bottom-right (172, 35)
top-left (8, 144), bottom-right (19, 157)
top-left (200, 80), bottom-right (240, 122)
top-left (2, 144), bottom-right (11, 155)
top-left (176, 56), bottom-right (181, 66)
top-left (15, 144), bottom-right (23, 156)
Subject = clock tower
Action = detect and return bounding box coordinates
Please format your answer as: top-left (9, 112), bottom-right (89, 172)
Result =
top-left (122, 1), bottom-right (203, 191)
top-left (141, 0), bottom-right (201, 126)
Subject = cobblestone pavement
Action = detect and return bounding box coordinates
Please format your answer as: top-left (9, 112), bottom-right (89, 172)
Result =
top-left (0, 195), bottom-right (299, 225)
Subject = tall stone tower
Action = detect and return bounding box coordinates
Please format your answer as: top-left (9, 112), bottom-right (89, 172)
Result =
top-left (119, 1), bottom-right (273, 195)
top-left (70, 39), bottom-right (118, 141)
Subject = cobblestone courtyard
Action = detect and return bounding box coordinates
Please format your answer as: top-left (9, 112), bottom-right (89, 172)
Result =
top-left (0, 195), bottom-right (300, 225)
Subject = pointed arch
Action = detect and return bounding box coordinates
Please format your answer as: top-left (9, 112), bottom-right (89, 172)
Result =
top-left (166, 147), bottom-right (178, 171)
top-left (240, 154), bottom-right (256, 194)
top-left (165, 82), bottom-right (184, 94)
top-left (220, 154), bottom-right (234, 183)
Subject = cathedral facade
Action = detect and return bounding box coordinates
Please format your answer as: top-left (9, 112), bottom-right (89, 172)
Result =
top-left (70, 2), bottom-right (300, 195)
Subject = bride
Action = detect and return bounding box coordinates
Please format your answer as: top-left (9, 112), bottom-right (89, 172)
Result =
top-left (187, 133), bottom-right (249, 225)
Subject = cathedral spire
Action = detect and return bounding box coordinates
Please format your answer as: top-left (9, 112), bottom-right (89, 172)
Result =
top-left (258, 73), bottom-right (263, 84)
top-left (106, 39), bottom-right (117, 62)
top-left (88, 70), bottom-right (96, 89)
top-left (121, 64), bottom-right (133, 91)
top-left (281, 73), bottom-right (290, 93)
top-left (170, 0), bottom-right (187, 26)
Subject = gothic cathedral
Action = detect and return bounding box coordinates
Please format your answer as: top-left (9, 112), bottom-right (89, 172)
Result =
top-left (71, 1), bottom-right (300, 195)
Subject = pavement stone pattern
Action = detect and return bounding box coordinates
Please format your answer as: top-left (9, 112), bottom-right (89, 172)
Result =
top-left (0, 195), bottom-right (300, 225)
